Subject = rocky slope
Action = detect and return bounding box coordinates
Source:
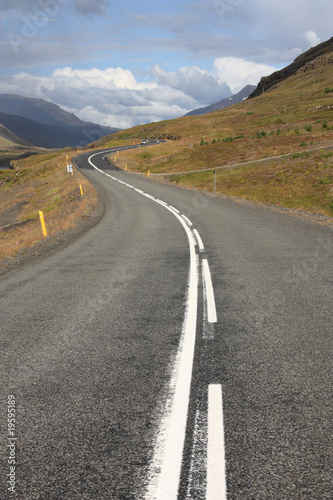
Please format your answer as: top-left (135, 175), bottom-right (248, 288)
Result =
top-left (249, 36), bottom-right (333, 98)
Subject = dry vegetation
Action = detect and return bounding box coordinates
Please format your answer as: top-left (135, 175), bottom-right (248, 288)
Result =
top-left (109, 54), bottom-right (333, 216)
top-left (169, 150), bottom-right (333, 216)
top-left (0, 151), bottom-right (97, 261)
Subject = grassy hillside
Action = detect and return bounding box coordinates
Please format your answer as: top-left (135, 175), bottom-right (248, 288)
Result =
top-left (0, 151), bottom-right (97, 263)
top-left (102, 52), bottom-right (333, 217)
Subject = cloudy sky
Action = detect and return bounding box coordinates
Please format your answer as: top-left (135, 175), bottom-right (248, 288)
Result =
top-left (0, 0), bottom-right (332, 128)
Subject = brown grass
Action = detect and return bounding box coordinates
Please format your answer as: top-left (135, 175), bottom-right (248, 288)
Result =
top-left (169, 150), bottom-right (333, 216)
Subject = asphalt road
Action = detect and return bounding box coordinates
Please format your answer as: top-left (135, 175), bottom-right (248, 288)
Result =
top-left (1, 147), bottom-right (332, 499)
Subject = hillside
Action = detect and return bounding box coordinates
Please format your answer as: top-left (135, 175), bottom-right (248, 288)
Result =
top-left (0, 123), bottom-right (34, 148)
top-left (0, 112), bottom-right (112, 149)
top-left (184, 85), bottom-right (256, 116)
top-left (97, 44), bottom-right (333, 218)
top-left (0, 94), bottom-right (85, 128)
top-left (0, 94), bottom-right (120, 148)
top-left (249, 36), bottom-right (333, 98)
top-left (0, 122), bottom-right (50, 170)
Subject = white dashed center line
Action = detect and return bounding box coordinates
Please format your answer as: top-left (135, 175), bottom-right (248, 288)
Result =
top-left (181, 214), bottom-right (193, 227)
top-left (202, 259), bottom-right (217, 324)
top-left (207, 384), bottom-right (227, 500)
top-left (193, 228), bottom-right (205, 252)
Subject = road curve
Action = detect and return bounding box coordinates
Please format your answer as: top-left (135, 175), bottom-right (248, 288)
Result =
top-left (1, 148), bottom-right (332, 499)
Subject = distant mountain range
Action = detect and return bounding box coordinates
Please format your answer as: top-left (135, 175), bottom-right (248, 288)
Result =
top-left (184, 85), bottom-right (256, 117)
top-left (249, 36), bottom-right (333, 98)
top-left (0, 94), bottom-right (120, 149)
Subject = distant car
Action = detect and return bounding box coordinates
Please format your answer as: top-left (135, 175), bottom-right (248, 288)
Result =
top-left (141, 139), bottom-right (148, 144)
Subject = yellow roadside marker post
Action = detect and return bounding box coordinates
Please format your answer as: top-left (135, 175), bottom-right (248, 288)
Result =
top-left (125, 164), bottom-right (127, 170)
top-left (147, 170), bottom-right (150, 177)
top-left (79, 185), bottom-right (83, 196)
top-left (39, 211), bottom-right (48, 236)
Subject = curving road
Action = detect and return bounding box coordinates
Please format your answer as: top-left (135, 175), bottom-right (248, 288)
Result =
top-left (1, 147), bottom-right (332, 499)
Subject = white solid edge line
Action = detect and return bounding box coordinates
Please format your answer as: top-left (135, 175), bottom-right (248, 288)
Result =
top-left (146, 206), bottom-right (198, 500)
top-left (193, 229), bottom-right (205, 252)
top-left (207, 384), bottom-right (227, 500)
top-left (88, 151), bottom-right (199, 500)
top-left (202, 259), bottom-right (217, 324)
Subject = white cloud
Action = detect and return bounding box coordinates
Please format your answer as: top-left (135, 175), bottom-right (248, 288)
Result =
top-left (213, 57), bottom-right (279, 94)
top-left (300, 31), bottom-right (321, 48)
top-left (0, 65), bottom-right (233, 128)
top-left (150, 64), bottom-right (231, 104)
top-left (0, 58), bottom-right (286, 128)
top-left (209, 1), bottom-right (331, 64)
top-left (52, 67), bottom-right (148, 90)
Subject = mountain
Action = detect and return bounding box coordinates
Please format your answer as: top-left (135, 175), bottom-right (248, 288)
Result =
top-left (249, 36), bottom-right (333, 98)
top-left (184, 85), bottom-right (256, 117)
top-left (0, 112), bottom-right (107, 149)
top-left (0, 94), bottom-right (85, 128)
top-left (0, 122), bottom-right (35, 148)
top-left (0, 94), bottom-right (120, 148)
top-left (0, 123), bottom-right (47, 170)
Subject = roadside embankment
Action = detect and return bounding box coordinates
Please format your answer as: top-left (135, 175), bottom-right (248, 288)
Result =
top-left (0, 151), bottom-right (101, 273)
